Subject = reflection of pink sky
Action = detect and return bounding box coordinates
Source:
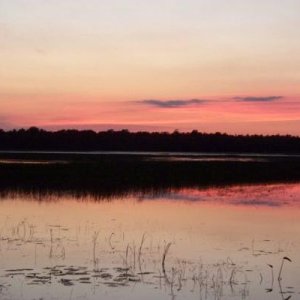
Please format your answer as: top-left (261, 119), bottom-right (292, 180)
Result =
top-left (1, 182), bottom-right (300, 296)
top-left (1, 94), bottom-right (300, 135)
top-left (150, 183), bottom-right (300, 208)
top-left (2, 182), bottom-right (300, 263)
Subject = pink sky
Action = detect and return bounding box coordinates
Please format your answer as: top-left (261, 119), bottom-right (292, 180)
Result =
top-left (1, 0), bottom-right (300, 135)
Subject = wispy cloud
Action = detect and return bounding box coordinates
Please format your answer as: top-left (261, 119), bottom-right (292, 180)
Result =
top-left (138, 96), bottom-right (285, 107)
top-left (234, 96), bottom-right (283, 102)
top-left (139, 99), bottom-right (208, 108)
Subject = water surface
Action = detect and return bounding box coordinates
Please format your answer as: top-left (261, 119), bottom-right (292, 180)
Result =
top-left (0, 183), bottom-right (299, 299)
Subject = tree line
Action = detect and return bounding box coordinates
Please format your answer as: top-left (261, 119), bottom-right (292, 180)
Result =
top-left (0, 127), bottom-right (300, 153)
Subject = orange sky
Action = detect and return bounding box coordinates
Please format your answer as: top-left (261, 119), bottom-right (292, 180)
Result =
top-left (1, 0), bottom-right (300, 134)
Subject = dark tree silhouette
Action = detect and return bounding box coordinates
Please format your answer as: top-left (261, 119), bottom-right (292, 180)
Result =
top-left (0, 127), bottom-right (299, 153)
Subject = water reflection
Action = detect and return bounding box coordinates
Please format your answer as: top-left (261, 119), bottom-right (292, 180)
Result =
top-left (0, 183), bottom-right (299, 299)
top-left (142, 184), bottom-right (300, 208)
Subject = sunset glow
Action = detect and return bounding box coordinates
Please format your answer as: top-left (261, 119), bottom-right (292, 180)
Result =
top-left (1, 0), bottom-right (300, 134)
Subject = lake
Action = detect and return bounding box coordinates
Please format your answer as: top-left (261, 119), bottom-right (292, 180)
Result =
top-left (0, 182), bottom-right (299, 300)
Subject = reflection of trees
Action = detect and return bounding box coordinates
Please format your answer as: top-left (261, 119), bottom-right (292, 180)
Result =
top-left (0, 156), bottom-right (300, 201)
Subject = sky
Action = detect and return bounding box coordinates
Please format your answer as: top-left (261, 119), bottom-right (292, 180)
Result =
top-left (1, 0), bottom-right (300, 135)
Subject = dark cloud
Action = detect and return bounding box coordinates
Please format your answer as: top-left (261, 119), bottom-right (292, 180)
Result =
top-left (139, 99), bottom-right (208, 108)
top-left (234, 96), bottom-right (283, 102)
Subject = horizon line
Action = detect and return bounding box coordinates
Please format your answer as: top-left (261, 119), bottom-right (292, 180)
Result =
top-left (1, 126), bottom-right (300, 138)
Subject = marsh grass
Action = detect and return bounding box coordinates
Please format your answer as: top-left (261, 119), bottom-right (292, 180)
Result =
top-left (267, 263), bottom-right (274, 291)
top-left (162, 242), bottom-right (172, 277)
top-left (0, 230), bottom-right (293, 300)
top-left (49, 228), bottom-right (66, 259)
top-left (278, 256), bottom-right (292, 281)
top-left (92, 231), bottom-right (100, 271)
top-left (138, 233), bottom-right (146, 272)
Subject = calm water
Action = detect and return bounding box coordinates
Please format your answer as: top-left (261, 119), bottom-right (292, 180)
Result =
top-left (1, 150), bottom-right (300, 156)
top-left (0, 183), bottom-right (300, 299)
top-left (1, 150), bottom-right (300, 160)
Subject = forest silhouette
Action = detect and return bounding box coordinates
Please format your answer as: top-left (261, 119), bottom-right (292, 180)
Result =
top-left (1, 127), bottom-right (300, 153)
